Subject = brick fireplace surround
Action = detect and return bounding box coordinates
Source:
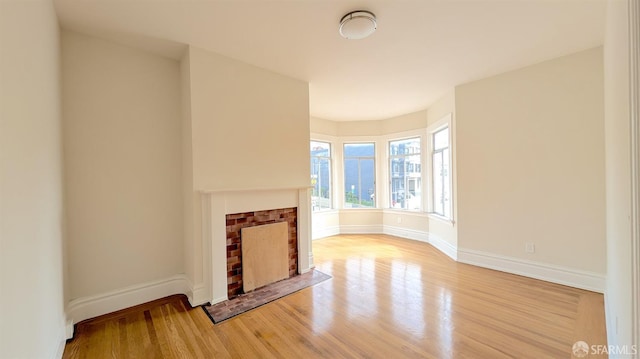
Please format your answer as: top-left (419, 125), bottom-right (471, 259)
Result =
top-left (225, 208), bottom-right (298, 299)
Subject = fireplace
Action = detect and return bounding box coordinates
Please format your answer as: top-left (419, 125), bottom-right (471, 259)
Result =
top-left (199, 187), bottom-right (313, 305)
top-left (225, 208), bottom-right (298, 299)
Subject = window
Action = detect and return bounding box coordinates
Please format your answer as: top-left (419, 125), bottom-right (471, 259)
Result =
top-left (431, 127), bottom-right (451, 217)
top-left (310, 141), bottom-right (332, 211)
top-left (389, 137), bottom-right (421, 210)
top-left (343, 143), bottom-right (376, 208)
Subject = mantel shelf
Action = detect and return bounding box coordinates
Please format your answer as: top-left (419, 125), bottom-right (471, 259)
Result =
top-left (199, 186), bottom-right (313, 194)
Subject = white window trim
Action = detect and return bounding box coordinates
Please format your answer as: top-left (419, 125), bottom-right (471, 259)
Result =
top-left (309, 133), bottom-right (339, 214)
top-left (387, 135), bottom-right (424, 212)
top-left (380, 129), bottom-right (426, 210)
top-left (342, 140), bottom-right (378, 209)
top-left (310, 139), bottom-right (333, 212)
top-left (426, 113), bottom-right (454, 223)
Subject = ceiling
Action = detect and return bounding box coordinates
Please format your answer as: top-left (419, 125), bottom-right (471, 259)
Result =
top-left (53, 0), bottom-right (606, 121)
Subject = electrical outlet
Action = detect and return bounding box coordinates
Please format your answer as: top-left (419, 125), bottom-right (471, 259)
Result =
top-left (525, 242), bottom-right (535, 253)
top-left (397, 216), bottom-right (402, 224)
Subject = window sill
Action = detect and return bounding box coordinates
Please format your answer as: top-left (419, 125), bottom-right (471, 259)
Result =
top-left (341, 207), bottom-right (379, 211)
top-left (312, 209), bottom-right (338, 214)
top-left (427, 213), bottom-right (455, 225)
top-left (384, 209), bottom-right (429, 217)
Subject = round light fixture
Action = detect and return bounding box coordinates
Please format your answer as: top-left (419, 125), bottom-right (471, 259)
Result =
top-left (339, 10), bottom-right (377, 40)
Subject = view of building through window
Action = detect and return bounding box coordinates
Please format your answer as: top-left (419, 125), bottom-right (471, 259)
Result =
top-left (389, 137), bottom-right (421, 210)
top-left (343, 143), bottom-right (375, 208)
top-left (432, 127), bottom-right (450, 217)
top-left (310, 141), bottom-right (331, 211)
top-left (312, 134), bottom-right (451, 215)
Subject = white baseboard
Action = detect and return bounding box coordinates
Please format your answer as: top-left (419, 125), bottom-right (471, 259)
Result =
top-left (340, 224), bottom-right (383, 234)
top-left (188, 283), bottom-right (209, 307)
top-left (383, 225), bottom-right (429, 242)
top-left (64, 319), bottom-right (74, 340)
top-left (604, 292), bottom-right (615, 348)
top-left (312, 225), bottom-right (340, 240)
top-left (337, 223), bottom-right (457, 261)
top-left (54, 324), bottom-right (67, 359)
top-left (308, 252), bottom-right (315, 270)
top-left (426, 232), bottom-right (458, 261)
top-left (319, 223), bottom-right (602, 292)
top-left (457, 248), bottom-right (606, 293)
top-left (382, 226), bottom-right (457, 261)
top-left (66, 275), bottom-right (190, 326)
top-left (211, 295), bottom-right (228, 305)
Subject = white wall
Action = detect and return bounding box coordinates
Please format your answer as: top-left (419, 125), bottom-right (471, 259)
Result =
top-left (336, 120), bottom-right (384, 137)
top-left (312, 210), bottom-right (340, 239)
top-left (382, 110), bottom-right (429, 134)
top-left (382, 211), bottom-right (429, 236)
top-left (603, 0), bottom-right (634, 349)
top-left (310, 117), bottom-right (339, 136)
top-left (62, 31), bottom-right (184, 300)
top-left (456, 47), bottom-right (606, 276)
top-left (180, 49), bottom-right (203, 301)
top-left (183, 46), bottom-right (311, 302)
top-left (340, 210), bottom-right (384, 232)
top-left (188, 46), bottom-right (310, 191)
top-left (311, 110), bottom-right (429, 138)
top-left (0, 1), bottom-right (67, 357)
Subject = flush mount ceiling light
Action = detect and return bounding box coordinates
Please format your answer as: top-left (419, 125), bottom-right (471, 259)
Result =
top-left (339, 10), bottom-right (377, 40)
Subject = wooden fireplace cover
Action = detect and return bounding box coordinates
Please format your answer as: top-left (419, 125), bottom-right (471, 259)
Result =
top-left (241, 221), bottom-right (289, 292)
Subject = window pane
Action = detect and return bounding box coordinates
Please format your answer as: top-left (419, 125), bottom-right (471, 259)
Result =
top-left (310, 141), bottom-right (331, 211)
top-left (432, 125), bottom-right (451, 218)
top-left (344, 143), bottom-right (375, 208)
top-left (407, 177), bottom-right (421, 210)
top-left (344, 158), bottom-right (359, 208)
top-left (310, 141), bottom-right (330, 156)
top-left (389, 137), bottom-right (420, 155)
top-left (389, 138), bottom-right (421, 210)
top-left (433, 151), bottom-right (444, 215)
top-left (344, 143), bottom-right (375, 157)
top-left (442, 148), bottom-right (451, 217)
top-left (433, 128), bottom-right (449, 151)
top-left (360, 158), bottom-right (375, 207)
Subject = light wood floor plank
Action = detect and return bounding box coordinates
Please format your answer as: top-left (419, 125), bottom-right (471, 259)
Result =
top-left (63, 234), bottom-right (607, 358)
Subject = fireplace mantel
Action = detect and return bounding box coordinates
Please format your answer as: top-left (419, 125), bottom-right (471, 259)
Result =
top-left (199, 187), bottom-right (313, 305)
top-left (200, 185), bottom-right (313, 194)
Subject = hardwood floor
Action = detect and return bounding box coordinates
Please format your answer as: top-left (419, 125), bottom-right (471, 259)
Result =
top-left (63, 234), bottom-right (607, 358)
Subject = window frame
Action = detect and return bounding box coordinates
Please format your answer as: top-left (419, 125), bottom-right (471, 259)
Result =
top-left (310, 140), bottom-right (333, 212)
top-left (388, 136), bottom-right (423, 211)
top-left (342, 142), bottom-right (377, 209)
top-left (427, 114), bottom-right (454, 222)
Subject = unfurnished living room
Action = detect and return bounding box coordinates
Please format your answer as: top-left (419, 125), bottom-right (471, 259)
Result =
top-left (1, 0), bottom-right (639, 358)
